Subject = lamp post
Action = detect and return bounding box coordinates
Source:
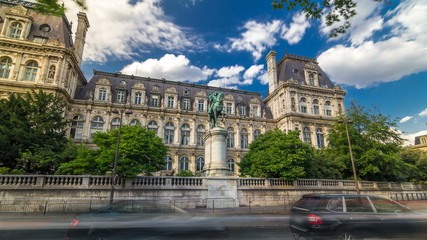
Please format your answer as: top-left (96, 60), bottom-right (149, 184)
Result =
top-left (109, 107), bottom-right (133, 205)
top-left (338, 117), bottom-right (360, 194)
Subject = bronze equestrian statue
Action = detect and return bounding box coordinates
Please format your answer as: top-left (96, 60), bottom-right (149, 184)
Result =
top-left (208, 91), bottom-right (225, 128)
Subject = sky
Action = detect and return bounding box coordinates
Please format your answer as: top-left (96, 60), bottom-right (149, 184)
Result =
top-left (62, 0), bottom-right (427, 146)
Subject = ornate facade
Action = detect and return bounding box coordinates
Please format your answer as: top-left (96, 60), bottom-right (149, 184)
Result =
top-left (0, 0), bottom-right (346, 176)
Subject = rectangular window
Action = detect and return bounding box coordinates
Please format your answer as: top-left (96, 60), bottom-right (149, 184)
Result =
top-left (167, 96), bottom-right (174, 108)
top-left (198, 100), bottom-right (204, 112)
top-left (183, 99), bottom-right (190, 110)
top-left (117, 91), bottom-right (126, 103)
top-left (251, 105), bottom-right (259, 117)
top-left (134, 92), bottom-right (142, 104)
top-left (239, 106), bottom-right (246, 116)
top-left (313, 105), bottom-right (320, 114)
top-left (98, 89), bottom-right (106, 101)
top-left (226, 103), bottom-right (232, 114)
top-left (151, 95), bottom-right (159, 107)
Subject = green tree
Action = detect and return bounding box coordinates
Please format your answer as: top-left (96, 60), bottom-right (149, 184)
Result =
top-left (272, 0), bottom-right (383, 37)
top-left (34, 0), bottom-right (86, 16)
top-left (398, 148), bottom-right (427, 182)
top-left (0, 90), bottom-right (69, 173)
top-left (238, 129), bottom-right (314, 179)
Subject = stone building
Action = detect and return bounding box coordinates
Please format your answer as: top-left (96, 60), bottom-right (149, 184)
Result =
top-left (412, 134), bottom-right (427, 152)
top-left (0, 0), bottom-right (346, 176)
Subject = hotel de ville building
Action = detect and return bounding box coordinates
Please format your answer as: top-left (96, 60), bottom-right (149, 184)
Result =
top-left (0, 0), bottom-right (346, 176)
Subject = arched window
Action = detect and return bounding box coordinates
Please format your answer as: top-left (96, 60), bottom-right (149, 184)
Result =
top-left (70, 115), bottom-right (84, 139)
top-left (316, 128), bottom-right (325, 148)
top-left (300, 98), bottom-right (307, 113)
top-left (147, 121), bottom-right (158, 134)
top-left (165, 156), bottom-right (173, 171)
top-left (325, 101), bottom-right (332, 116)
top-left (253, 129), bottom-right (261, 140)
top-left (180, 123), bottom-right (190, 145)
top-left (164, 122), bottom-right (175, 144)
top-left (129, 119), bottom-right (140, 125)
top-left (227, 127), bottom-right (235, 148)
top-left (0, 57), bottom-right (12, 78)
top-left (313, 99), bottom-right (320, 114)
top-left (227, 158), bottom-right (235, 172)
top-left (24, 61), bottom-right (38, 81)
top-left (309, 73), bottom-right (315, 85)
top-left (111, 118), bottom-right (121, 130)
top-left (179, 156), bottom-right (189, 172)
top-left (196, 125), bottom-right (205, 146)
top-left (196, 157), bottom-right (205, 172)
top-left (240, 128), bottom-right (249, 148)
top-left (303, 127), bottom-right (311, 143)
top-left (90, 116), bottom-right (104, 138)
top-left (9, 22), bottom-right (22, 39)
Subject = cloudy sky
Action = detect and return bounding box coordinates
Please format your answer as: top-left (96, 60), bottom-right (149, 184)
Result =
top-left (63, 0), bottom-right (427, 145)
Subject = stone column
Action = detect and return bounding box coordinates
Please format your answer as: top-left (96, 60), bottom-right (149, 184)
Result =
top-left (202, 127), bottom-right (231, 177)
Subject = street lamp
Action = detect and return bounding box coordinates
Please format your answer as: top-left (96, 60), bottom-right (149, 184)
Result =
top-left (337, 117), bottom-right (360, 194)
top-left (109, 107), bottom-right (133, 205)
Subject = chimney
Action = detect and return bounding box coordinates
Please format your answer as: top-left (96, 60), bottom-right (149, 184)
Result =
top-left (266, 50), bottom-right (278, 94)
top-left (74, 12), bottom-right (89, 66)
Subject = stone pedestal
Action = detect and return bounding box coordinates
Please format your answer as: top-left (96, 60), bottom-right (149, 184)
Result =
top-left (202, 127), bottom-right (231, 177)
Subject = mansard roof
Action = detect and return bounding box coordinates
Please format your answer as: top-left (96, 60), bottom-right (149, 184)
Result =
top-left (276, 53), bottom-right (335, 89)
top-left (0, 0), bottom-right (74, 48)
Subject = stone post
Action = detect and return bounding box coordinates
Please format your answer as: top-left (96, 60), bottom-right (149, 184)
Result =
top-left (202, 127), bottom-right (231, 177)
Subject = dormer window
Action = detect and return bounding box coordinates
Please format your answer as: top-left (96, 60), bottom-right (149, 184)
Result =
top-left (98, 89), bottom-right (106, 101)
top-left (134, 92), bottom-right (142, 104)
top-left (151, 95), bottom-right (160, 107)
top-left (239, 105), bottom-right (246, 116)
top-left (9, 22), bottom-right (22, 39)
top-left (117, 90), bottom-right (126, 103)
top-left (39, 24), bottom-right (51, 32)
top-left (183, 98), bottom-right (190, 110)
top-left (167, 96), bottom-right (174, 108)
top-left (309, 73), bottom-right (315, 86)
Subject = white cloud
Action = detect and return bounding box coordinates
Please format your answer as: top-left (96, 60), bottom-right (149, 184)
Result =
top-left (207, 64), bottom-right (266, 88)
top-left (400, 116), bottom-right (413, 123)
top-left (64, 0), bottom-right (201, 62)
top-left (401, 130), bottom-right (427, 146)
top-left (318, 0), bottom-right (427, 89)
top-left (418, 108), bottom-right (427, 117)
top-left (120, 54), bottom-right (213, 82)
top-left (280, 12), bottom-right (311, 44)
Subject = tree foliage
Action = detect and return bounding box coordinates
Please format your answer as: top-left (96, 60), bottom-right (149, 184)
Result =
top-left (238, 129), bottom-right (314, 180)
top-left (272, 0), bottom-right (383, 37)
top-left (34, 0), bottom-right (86, 16)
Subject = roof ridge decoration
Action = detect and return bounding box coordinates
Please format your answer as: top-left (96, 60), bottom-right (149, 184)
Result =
top-left (284, 53), bottom-right (317, 63)
top-left (0, 0), bottom-right (36, 8)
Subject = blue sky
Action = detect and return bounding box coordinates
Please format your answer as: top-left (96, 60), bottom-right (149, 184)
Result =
top-left (63, 0), bottom-right (427, 145)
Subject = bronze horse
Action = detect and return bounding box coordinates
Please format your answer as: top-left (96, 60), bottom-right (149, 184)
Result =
top-left (208, 91), bottom-right (225, 128)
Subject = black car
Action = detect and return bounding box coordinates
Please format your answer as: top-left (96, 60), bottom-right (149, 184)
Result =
top-left (289, 194), bottom-right (427, 240)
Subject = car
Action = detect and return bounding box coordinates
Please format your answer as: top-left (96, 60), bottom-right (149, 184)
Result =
top-left (289, 194), bottom-right (427, 240)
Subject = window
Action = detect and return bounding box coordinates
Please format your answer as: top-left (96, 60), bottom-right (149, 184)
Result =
top-left (227, 158), bottom-right (235, 172)
top-left (24, 61), bottom-right (38, 81)
top-left (147, 121), bottom-right (158, 134)
top-left (180, 123), bottom-right (190, 145)
top-left (345, 196), bottom-right (374, 213)
top-left (134, 92), bottom-right (142, 104)
top-left (111, 118), bottom-right (121, 130)
top-left (226, 103), bottom-right (232, 114)
top-left (0, 57), bottom-right (12, 78)
top-left (316, 128), bottom-right (324, 148)
top-left (227, 127), bottom-right (235, 148)
top-left (253, 129), bottom-right (261, 140)
top-left (422, 138), bottom-right (427, 144)
top-left (164, 122), bottom-right (175, 144)
top-left (98, 89), bottom-right (106, 101)
top-left (167, 96), bottom-right (174, 108)
top-left (183, 98), bottom-right (190, 110)
top-left (240, 128), bottom-right (249, 148)
top-left (300, 98), bottom-right (307, 113)
top-left (117, 91), bottom-right (126, 103)
top-left (129, 119), bottom-right (140, 125)
top-left (239, 105), bottom-right (246, 116)
top-left (196, 157), bottom-right (204, 171)
top-left (338, 104), bottom-right (343, 114)
top-left (179, 156), bottom-right (189, 171)
top-left (327, 197), bottom-right (344, 212)
top-left (196, 125), bottom-right (205, 146)
top-left (309, 73), bottom-right (315, 85)
top-left (9, 22), bottom-right (22, 39)
top-left (370, 196), bottom-right (409, 213)
top-left (313, 99), bottom-right (320, 114)
top-left (165, 156), bottom-right (173, 171)
top-left (198, 99), bottom-right (204, 111)
top-left (90, 116), bottom-right (104, 138)
top-left (39, 24), bottom-right (51, 32)
top-left (251, 105), bottom-right (259, 117)
top-left (151, 95), bottom-right (159, 107)
top-left (70, 115), bottom-right (84, 139)
top-left (303, 127), bottom-right (311, 143)
top-left (325, 101), bottom-right (332, 116)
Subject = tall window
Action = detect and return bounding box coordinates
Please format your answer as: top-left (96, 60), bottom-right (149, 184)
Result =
top-left (227, 127), bottom-right (235, 148)
top-left (167, 96), bottom-right (174, 108)
top-left (147, 121), bottom-right (158, 134)
top-left (70, 115), bottom-right (84, 139)
top-left (239, 105), bottom-right (246, 116)
top-left (309, 73), bottom-right (315, 85)
top-left (130, 119), bottom-right (140, 125)
top-left (117, 91), bottom-right (126, 103)
top-left (90, 116), bottom-right (104, 138)
top-left (253, 129), bottom-right (261, 140)
top-left (303, 127), bottom-right (311, 143)
top-left (226, 103), bottom-right (232, 114)
top-left (196, 157), bottom-right (205, 172)
top-left (151, 95), bottom-right (159, 107)
top-left (196, 125), bottom-right (205, 146)
top-left (325, 101), bottom-right (332, 116)
top-left (240, 128), bottom-right (249, 148)
top-left (9, 22), bottom-right (22, 39)
top-left (24, 61), bottom-right (38, 81)
top-left (111, 118), bottom-right (121, 130)
top-left (179, 156), bottom-right (189, 172)
top-left (98, 89), bottom-right (106, 101)
top-left (313, 99), bottom-right (320, 114)
top-left (251, 105), bottom-right (259, 117)
top-left (165, 156), bottom-right (173, 170)
top-left (198, 99), bottom-right (205, 111)
top-left (338, 104), bottom-right (343, 115)
top-left (183, 98), bottom-right (190, 110)
top-left (180, 123), bottom-right (191, 145)
top-left (134, 92), bottom-right (142, 104)
top-left (227, 158), bottom-right (235, 172)
top-left (0, 57), bottom-right (12, 78)
top-left (164, 122), bottom-right (175, 144)
top-left (316, 128), bottom-right (325, 148)
top-left (300, 98), bottom-right (307, 113)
